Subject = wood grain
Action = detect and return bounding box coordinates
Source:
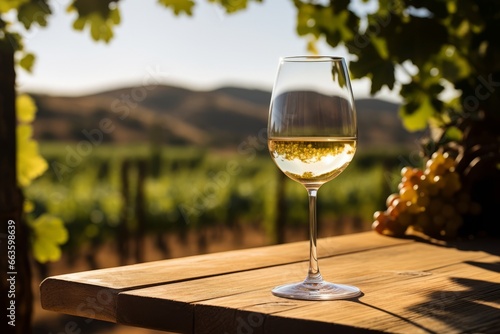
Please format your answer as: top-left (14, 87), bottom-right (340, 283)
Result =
top-left (40, 232), bottom-right (500, 333)
top-left (118, 241), bottom-right (500, 333)
top-left (40, 232), bottom-right (409, 322)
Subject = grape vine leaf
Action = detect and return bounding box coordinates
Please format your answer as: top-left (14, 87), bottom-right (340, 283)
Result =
top-left (17, 0), bottom-right (51, 29)
top-left (0, 0), bottom-right (29, 13)
top-left (16, 94), bottom-right (48, 186)
top-left (16, 93), bottom-right (36, 122)
top-left (158, 0), bottom-right (195, 15)
top-left (16, 125), bottom-right (48, 186)
top-left (68, 0), bottom-right (121, 43)
top-left (31, 214), bottom-right (68, 263)
top-left (399, 95), bottom-right (436, 132)
top-left (349, 43), bottom-right (395, 94)
top-left (444, 126), bottom-right (463, 142)
top-left (19, 52), bottom-right (35, 72)
top-left (208, 0), bottom-right (263, 14)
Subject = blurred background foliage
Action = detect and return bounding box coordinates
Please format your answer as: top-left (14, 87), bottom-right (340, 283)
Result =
top-left (24, 141), bottom-right (402, 265)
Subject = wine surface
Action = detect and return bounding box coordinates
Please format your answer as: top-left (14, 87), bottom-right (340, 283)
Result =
top-left (268, 137), bottom-right (356, 186)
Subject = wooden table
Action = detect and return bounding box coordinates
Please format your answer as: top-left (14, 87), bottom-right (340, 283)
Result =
top-left (40, 232), bottom-right (500, 333)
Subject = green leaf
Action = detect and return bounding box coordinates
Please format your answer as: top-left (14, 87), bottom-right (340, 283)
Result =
top-left (17, 127), bottom-right (48, 186)
top-left (31, 214), bottom-right (68, 263)
top-left (349, 43), bottom-right (395, 94)
top-left (17, 124), bottom-right (48, 187)
top-left (68, 1), bottom-right (121, 43)
top-left (370, 60), bottom-right (395, 93)
top-left (371, 36), bottom-right (388, 60)
top-left (306, 36), bottom-right (318, 55)
top-left (0, 32), bottom-right (23, 52)
top-left (24, 199), bottom-right (34, 213)
top-left (295, 3), bottom-right (318, 37)
top-left (72, 16), bottom-right (86, 30)
top-left (16, 93), bottom-right (36, 122)
top-left (207, 0), bottom-right (263, 14)
top-left (19, 52), bottom-right (35, 72)
top-left (399, 95), bottom-right (436, 132)
top-left (33, 238), bottom-right (62, 263)
top-left (16, 94), bottom-right (48, 187)
top-left (68, 0), bottom-right (116, 17)
top-left (380, 15), bottom-right (448, 67)
top-left (109, 5), bottom-right (120, 24)
top-left (17, 0), bottom-right (51, 29)
top-left (436, 46), bottom-right (471, 83)
top-left (295, 3), bottom-right (357, 44)
top-left (0, 0), bottom-right (29, 13)
top-left (444, 126), bottom-right (463, 141)
top-left (158, 0), bottom-right (195, 15)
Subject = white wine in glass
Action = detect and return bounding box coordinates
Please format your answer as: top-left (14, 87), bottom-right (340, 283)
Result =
top-left (268, 56), bottom-right (361, 300)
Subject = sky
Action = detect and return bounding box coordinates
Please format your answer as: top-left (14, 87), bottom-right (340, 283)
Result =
top-left (16, 0), bottom-right (401, 102)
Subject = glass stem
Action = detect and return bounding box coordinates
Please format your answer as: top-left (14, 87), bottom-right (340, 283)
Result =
top-left (306, 188), bottom-right (323, 283)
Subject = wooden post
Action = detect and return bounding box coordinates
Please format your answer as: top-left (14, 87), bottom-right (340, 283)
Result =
top-left (0, 43), bottom-right (32, 334)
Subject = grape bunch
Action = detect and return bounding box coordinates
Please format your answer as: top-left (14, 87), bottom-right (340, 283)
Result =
top-left (373, 152), bottom-right (481, 239)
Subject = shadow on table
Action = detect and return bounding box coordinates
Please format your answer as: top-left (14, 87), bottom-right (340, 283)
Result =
top-left (352, 293), bottom-right (438, 334)
top-left (408, 275), bottom-right (500, 334)
top-left (401, 232), bottom-right (500, 257)
top-left (349, 259), bottom-right (500, 334)
top-left (451, 238), bottom-right (500, 257)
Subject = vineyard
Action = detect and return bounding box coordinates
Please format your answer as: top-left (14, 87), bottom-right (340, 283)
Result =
top-left (25, 142), bottom-right (411, 268)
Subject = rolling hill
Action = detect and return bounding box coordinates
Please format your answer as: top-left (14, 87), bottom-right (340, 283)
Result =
top-left (30, 84), bottom-right (424, 149)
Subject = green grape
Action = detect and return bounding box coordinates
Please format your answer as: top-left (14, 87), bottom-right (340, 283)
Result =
top-left (385, 218), bottom-right (406, 237)
top-left (401, 167), bottom-right (419, 179)
top-left (374, 150), bottom-right (481, 240)
top-left (432, 214), bottom-right (446, 228)
top-left (431, 152), bottom-right (445, 165)
top-left (400, 166), bottom-right (411, 178)
top-left (433, 175), bottom-right (446, 189)
top-left (416, 193), bottom-right (430, 207)
top-left (385, 193), bottom-right (400, 208)
top-left (372, 212), bottom-right (390, 233)
top-left (414, 175), bottom-right (429, 192)
top-left (446, 172), bottom-right (461, 191)
top-left (426, 160), bottom-right (438, 175)
top-left (396, 211), bottom-right (412, 227)
top-left (387, 199), bottom-right (408, 217)
top-left (407, 202), bottom-right (423, 214)
top-left (400, 186), bottom-right (417, 203)
top-left (373, 210), bottom-right (384, 221)
top-left (442, 156), bottom-right (455, 171)
top-left (427, 182), bottom-right (439, 196)
top-left (441, 204), bottom-right (455, 218)
top-left (428, 198), bottom-right (444, 216)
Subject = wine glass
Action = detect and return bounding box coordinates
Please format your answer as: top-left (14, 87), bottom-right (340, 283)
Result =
top-left (268, 56), bottom-right (361, 300)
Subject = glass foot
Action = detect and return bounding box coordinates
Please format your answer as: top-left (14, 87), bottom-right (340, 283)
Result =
top-left (272, 280), bottom-right (361, 301)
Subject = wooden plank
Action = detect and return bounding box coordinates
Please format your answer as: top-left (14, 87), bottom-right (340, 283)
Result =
top-left (116, 240), bottom-right (498, 333)
top-left (196, 254), bottom-right (500, 334)
top-left (40, 232), bottom-right (410, 322)
top-left (263, 255), bottom-right (500, 334)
